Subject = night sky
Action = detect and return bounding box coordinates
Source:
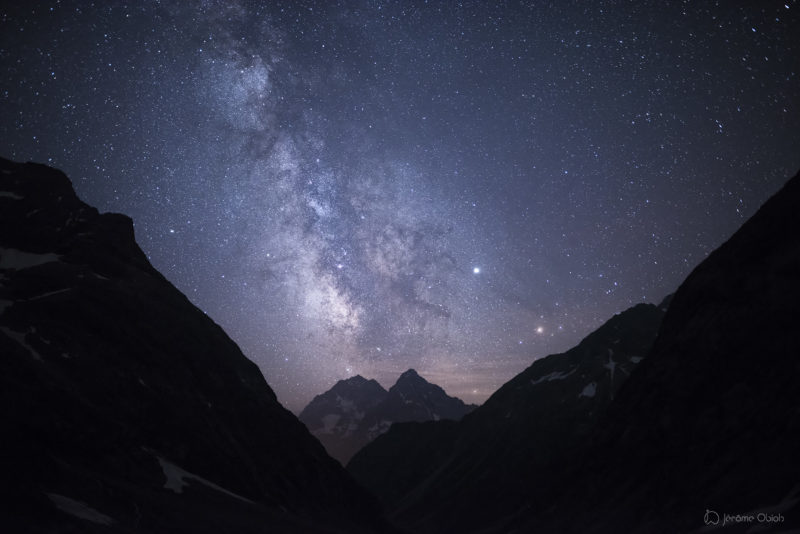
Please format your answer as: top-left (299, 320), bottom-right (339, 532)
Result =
top-left (2, 1), bottom-right (798, 413)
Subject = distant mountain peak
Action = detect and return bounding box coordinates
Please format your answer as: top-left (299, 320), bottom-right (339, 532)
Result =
top-left (399, 368), bottom-right (420, 378)
top-left (330, 374), bottom-right (384, 392)
top-left (300, 368), bottom-right (474, 465)
top-left (393, 368), bottom-right (429, 388)
top-left (346, 374), bottom-right (367, 381)
top-left (344, 374), bottom-right (368, 382)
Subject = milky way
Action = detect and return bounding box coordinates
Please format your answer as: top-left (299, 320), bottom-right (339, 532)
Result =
top-left (2, 1), bottom-right (799, 411)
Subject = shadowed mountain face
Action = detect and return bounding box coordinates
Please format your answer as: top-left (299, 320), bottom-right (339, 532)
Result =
top-left (300, 369), bottom-right (475, 465)
top-left (298, 375), bottom-right (389, 465)
top-left (348, 300), bottom-right (668, 532)
top-left (519, 171), bottom-right (800, 534)
top-left (0, 158), bottom-right (390, 533)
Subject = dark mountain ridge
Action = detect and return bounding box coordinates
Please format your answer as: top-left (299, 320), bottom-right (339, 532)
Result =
top-left (0, 158), bottom-right (391, 533)
top-left (521, 170), bottom-right (800, 533)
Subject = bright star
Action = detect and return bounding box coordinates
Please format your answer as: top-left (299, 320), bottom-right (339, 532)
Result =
top-left (473, 267), bottom-right (480, 274)
top-left (536, 326), bottom-right (544, 334)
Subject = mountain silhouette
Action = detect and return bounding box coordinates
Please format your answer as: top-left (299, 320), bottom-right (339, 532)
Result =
top-left (520, 170), bottom-right (800, 533)
top-left (0, 158), bottom-right (391, 533)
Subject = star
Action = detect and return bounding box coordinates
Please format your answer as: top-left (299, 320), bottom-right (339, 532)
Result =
top-left (473, 267), bottom-right (481, 274)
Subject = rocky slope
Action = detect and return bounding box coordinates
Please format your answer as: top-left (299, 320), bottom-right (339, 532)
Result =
top-left (0, 158), bottom-right (391, 533)
top-left (300, 369), bottom-right (474, 465)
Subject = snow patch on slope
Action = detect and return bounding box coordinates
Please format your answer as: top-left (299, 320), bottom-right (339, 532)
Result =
top-left (336, 395), bottom-right (355, 412)
top-left (156, 456), bottom-right (254, 503)
top-left (320, 413), bottom-right (342, 434)
top-left (604, 350), bottom-right (616, 382)
top-left (531, 368), bottom-right (576, 385)
top-left (1, 326), bottom-right (43, 361)
top-left (47, 493), bottom-right (114, 525)
top-left (367, 420), bottom-right (392, 440)
top-left (0, 248), bottom-right (61, 270)
top-left (29, 288), bottom-right (73, 301)
top-left (579, 382), bottom-right (597, 398)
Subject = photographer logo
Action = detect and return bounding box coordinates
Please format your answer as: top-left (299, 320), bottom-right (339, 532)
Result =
top-left (704, 509), bottom-right (720, 526)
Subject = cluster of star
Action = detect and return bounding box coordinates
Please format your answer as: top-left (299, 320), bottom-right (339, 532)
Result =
top-left (1, 0), bottom-right (798, 411)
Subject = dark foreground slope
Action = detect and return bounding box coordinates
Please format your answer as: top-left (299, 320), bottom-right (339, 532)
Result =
top-left (522, 172), bottom-right (800, 533)
top-left (0, 158), bottom-right (390, 533)
top-left (349, 300), bottom-right (667, 533)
